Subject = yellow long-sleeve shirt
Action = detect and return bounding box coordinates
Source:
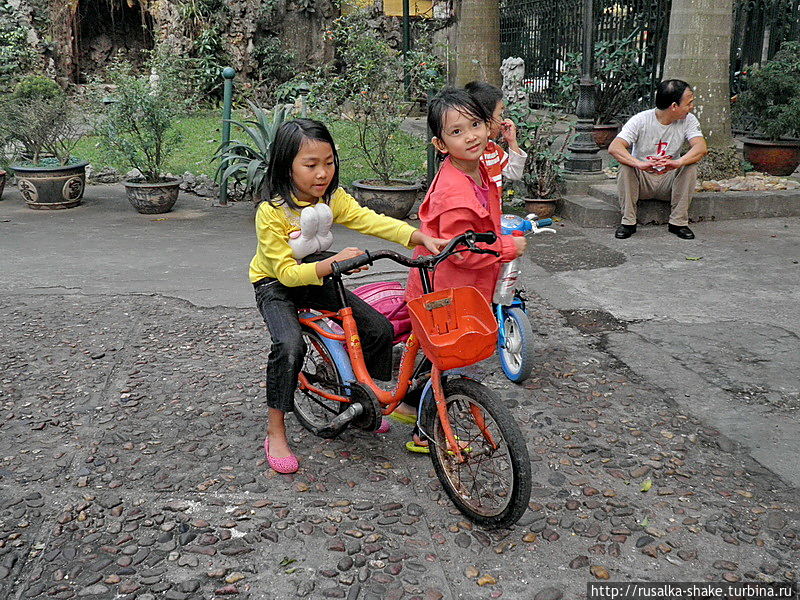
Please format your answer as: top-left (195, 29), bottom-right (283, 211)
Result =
top-left (249, 187), bottom-right (417, 286)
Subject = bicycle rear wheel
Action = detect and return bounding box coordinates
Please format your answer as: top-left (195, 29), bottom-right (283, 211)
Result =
top-left (422, 377), bottom-right (531, 529)
top-left (498, 306), bottom-right (534, 383)
top-left (293, 327), bottom-right (349, 439)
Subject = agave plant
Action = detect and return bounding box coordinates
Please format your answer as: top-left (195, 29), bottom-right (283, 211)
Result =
top-left (214, 101), bottom-right (292, 199)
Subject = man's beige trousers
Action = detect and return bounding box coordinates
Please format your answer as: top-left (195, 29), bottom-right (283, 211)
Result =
top-left (617, 164), bottom-right (697, 226)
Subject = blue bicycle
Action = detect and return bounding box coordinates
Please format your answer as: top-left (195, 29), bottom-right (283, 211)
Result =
top-left (494, 214), bottom-right (556, 383)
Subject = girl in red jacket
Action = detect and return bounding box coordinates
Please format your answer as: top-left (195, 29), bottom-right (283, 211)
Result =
top-left (399, 88), bottom-right (526, 451)
top-left (405, 87), bottom-right (526, 303)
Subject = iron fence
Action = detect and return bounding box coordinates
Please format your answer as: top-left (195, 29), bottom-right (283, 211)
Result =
top-left (501, 0), bottom-right (800, 121)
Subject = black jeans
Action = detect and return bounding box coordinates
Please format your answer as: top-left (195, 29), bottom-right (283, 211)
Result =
top-left (255, 277), bottom-right (394, 413)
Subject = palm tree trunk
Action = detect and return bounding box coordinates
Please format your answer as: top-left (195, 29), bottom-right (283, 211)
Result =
top-left (455, 0), bottom-right (502, 86)
top-left (663, 0), bottom-right (741, 178)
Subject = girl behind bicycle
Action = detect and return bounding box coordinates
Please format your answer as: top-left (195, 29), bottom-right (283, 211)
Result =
top-left (397, 88), bottom-right (526, 450)
top-left (251, 118), bottom-right (446, 474)
top-left (404, 88), bottom-right (525, 303)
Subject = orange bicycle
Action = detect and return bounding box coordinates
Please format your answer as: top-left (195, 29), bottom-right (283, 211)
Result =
top-left (293, 231), bottom-right (531, 529)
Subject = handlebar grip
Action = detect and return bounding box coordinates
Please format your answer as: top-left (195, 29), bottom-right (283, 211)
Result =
top-left (331, 251), bottom-right (372, 276)
top-left (472, 231), bottom-right (497, 244)
top-left (536, 218), bottom-right (553, 227)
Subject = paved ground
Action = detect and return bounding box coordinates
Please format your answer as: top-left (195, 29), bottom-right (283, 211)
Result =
top-left (0, 185), bottom-right (798, 600)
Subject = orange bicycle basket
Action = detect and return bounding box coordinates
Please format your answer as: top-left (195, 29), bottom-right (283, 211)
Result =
top-left (407, 286), bottom-right (498, 371)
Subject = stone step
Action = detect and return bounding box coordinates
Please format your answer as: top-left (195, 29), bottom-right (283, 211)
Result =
top-left (573, 183), bottom-right (800, 226)
top-left (557, 195), bottom-right (620, 228)
top-left (588, 184), bottom-right (619, 205)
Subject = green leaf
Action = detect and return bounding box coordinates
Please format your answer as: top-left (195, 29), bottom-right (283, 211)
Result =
top-left (640, 478), bottom-right (653, 492)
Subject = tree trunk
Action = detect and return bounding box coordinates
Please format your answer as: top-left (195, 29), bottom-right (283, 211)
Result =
top-left (663, 0), bottom-right (741, 178)
top-left (455, 0), bottom-right (501, 86)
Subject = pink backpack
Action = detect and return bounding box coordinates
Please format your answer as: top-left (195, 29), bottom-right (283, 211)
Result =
top-left (353, 281), bottom-right (412, 343)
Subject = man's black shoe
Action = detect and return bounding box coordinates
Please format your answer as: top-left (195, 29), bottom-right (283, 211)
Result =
top-left (668, 224), bottom-right (695, 239)
top-left (615, 224), bottom-right (637, 239)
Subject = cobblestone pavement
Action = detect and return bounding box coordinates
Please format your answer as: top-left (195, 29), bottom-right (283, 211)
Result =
top-left (1, 289), bottom-right (797, 600)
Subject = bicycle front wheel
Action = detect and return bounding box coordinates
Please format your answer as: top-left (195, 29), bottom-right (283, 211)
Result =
top-left (293, 327), bottom-right (348, 439)
top-left (498, 306), bottom-right (535, 383)
top-left (422, 377), bottom-right (531, 529)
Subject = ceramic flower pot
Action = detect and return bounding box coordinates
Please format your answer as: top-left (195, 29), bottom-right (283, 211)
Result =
top-left (742, 138), bottom-right (800, 176)
top-left (123, 178), bottom-right (180, 214)
top-left (350, 179), bottom-right (424, 219)
top-left (524, 198), bottom-right (557, 219)
top-left (10, 161), bottom-right (88, 209)
top-left (592, 123), bottom-right (621, 149)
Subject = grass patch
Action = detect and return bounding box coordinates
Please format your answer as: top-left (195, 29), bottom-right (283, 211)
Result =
top-left (73, 109), bottom-right (428, 186)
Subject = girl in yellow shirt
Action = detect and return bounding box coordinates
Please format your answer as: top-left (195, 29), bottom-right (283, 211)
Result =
top-left (251, 119), bottom-right (446, 474)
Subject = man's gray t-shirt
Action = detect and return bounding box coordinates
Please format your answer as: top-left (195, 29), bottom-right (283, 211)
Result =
top-left (618, 109), bottom-right (703, 166)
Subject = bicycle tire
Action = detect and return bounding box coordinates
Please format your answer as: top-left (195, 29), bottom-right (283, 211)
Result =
top-left (422, 377), bottom-right (531, 528)
top-left (498, 306), bottom-right (535, 383)
top-left (293, 327), bottom-right (349, 439)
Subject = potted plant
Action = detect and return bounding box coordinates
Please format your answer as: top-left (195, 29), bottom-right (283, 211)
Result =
top-left (312, 9), bottom-right (443, 218)
top-left (94, 58), bottom-right (183, 214)
top-left (4, 76), bottom-right (88, 209)
top-left (507, 101), bottom-right (569, 218)
top-left (735, 41), bottom-right (800, 176)
top-left (213, 101), bottom-right (291, 200)
top-left (555, 30), bottom-right (651, 149)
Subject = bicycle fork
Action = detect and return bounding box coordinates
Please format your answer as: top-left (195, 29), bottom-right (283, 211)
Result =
top-left (426, 367), bottom-right (499, 463)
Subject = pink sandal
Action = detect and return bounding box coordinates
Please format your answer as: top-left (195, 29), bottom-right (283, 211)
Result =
top-left (375, 418), bottom-right (391, 434)
top-left (264, 438), bottom-right (299, 474)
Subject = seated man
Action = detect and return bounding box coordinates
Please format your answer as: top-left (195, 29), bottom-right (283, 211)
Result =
top-left (609, 79), bottom-right (708, 240)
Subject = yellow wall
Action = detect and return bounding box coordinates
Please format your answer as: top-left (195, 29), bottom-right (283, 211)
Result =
top-left (341, 0), bottom-right (433, 17)
top-left (382, 0), bottom-right (433, 17)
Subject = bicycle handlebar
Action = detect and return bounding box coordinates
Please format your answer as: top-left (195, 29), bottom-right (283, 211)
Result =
top-left (330, 230), bottom-right (498, 277)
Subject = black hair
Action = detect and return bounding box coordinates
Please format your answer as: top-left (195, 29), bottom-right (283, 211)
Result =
top-left (655, 79), bottom-right (692, 110)
top-left (464, 81), bottom-right (504, 117)
top-left (262, 118), bottom-right (339, 210)
top-left (427, 87), bottom-right (491, 141)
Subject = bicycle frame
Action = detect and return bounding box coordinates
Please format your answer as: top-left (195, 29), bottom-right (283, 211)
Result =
top-left (297, 307), bottom-right (422, 415)
top-left (296, 233), bottom-right (501, 460)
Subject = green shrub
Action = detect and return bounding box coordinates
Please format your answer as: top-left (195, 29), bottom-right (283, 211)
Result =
top-left (508, 102), bottom-right (569, 199)
top-left (554, 29), bottom-right (651, 124)
top-left (93, 58), bottom-right (184, 182)
top-left (310, 9), bottom-right (444, 184)
top-left (12, 75), bottom-right (64, 100)
top-left (2, 76), bottom-right (83, 166)
top-left (735, 41), bottom-right (800, 140)
top-left (189, 25), bottom-right (229, 103)
top-left (252, 36), bottom-right (297, 102)
top-left (0, 13), bottom-right (36, 87)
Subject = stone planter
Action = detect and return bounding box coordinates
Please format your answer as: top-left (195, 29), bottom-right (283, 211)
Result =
top-left (742, 138), bottom-right (800, 176)
top-left (351, 179), bottom-right (424, 219)
top-left (123, 178), bottom-right (180, 214)
top-left (0, 170), bottom-right (5, 200)
top-left (592, 123), bottom-right (620, 149)
top-left (10, 161), bottom-right (88, 209)
top-left (524, 198), bottom-right (557, 219)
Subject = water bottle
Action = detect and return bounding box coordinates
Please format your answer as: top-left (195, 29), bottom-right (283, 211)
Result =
top-left (493, 230), bottom-right (523, 305)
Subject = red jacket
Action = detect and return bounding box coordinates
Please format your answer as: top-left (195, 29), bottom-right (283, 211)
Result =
top-left (406, 157), bottom-right (517, 303)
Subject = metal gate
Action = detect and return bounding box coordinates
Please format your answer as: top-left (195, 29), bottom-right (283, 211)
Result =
top-left (501, 0), bottom-right (800, 113)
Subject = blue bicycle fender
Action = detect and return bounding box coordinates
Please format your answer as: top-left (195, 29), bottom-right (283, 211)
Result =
top-left (299, 312), bottom-right (355, 394)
